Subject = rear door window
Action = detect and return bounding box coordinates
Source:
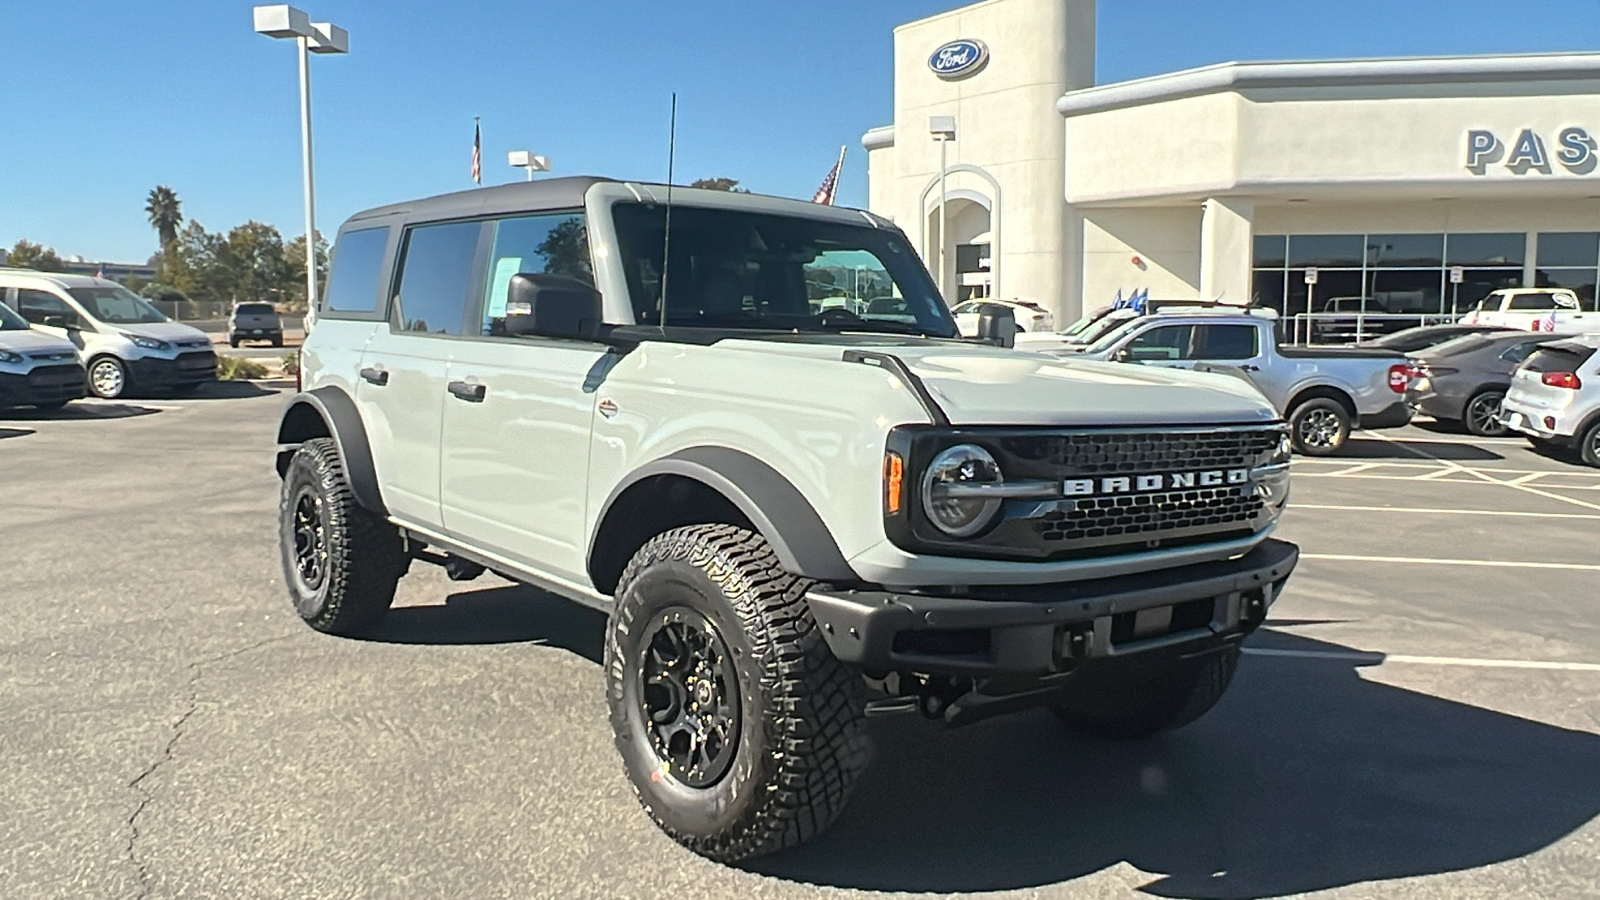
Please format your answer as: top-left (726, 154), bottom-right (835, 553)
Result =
top-left (1123, 324), bottom-right (1193, 361)
top-left (1193, 324), bottom-right (1259, 360)
top-left (1499, 341), bottom-right (1543, 364)
top-left (394, 221), bottom-right (485, 336)
top-left (1507, 293), bottom-right (1560, 311)
top-left (323, 226), bottom-right (392, 316)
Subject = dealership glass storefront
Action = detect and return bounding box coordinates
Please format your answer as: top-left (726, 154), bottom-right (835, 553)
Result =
top-left (1252, 231), bottom-right (1600, 318)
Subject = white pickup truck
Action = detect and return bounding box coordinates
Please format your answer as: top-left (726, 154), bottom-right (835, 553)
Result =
top-left (1460, 288), bottom-right (1600, 333)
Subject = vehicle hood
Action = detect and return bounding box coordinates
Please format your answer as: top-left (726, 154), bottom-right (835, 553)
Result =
top-left (116, 321), bottom-right (210, 344)
top-left (717, 337), bottom-right (1279, 427)
top-left (0, 329), bottom-right (81, 357)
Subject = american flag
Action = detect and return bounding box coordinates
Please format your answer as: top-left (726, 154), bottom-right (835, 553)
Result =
top-left (812, 145), bottom-right (846, 205)
top-left (471, 119), bottom-right (482, 185)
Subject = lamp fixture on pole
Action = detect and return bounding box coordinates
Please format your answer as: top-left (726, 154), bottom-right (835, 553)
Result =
top-left (508, 150), bottom-right (552, 182)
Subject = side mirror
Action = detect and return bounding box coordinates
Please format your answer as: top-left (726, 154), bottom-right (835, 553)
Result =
top-left (1114, 347), bottom-right (1133, 362)
top-left (41, 315), bottom-right (73, 330)
top-left (503, 273), bottom-right (603, 340)
top-left (975, 304), bottom-right (1016, 348)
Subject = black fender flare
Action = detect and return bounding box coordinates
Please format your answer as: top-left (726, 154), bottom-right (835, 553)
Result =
top-left (275, 386), bottom-right (387, 516)
top-left (589, 446), bottom-right (856, 584)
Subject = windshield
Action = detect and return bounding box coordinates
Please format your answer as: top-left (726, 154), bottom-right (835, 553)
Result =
top-left (1059, 306), bottom-right (1110, 336)
top-left (1076, 313), bottom-right (1143, 351)
top-left (0, 302), bottom-right (29, 331)
top-left (611, 202), bottom-right (958, 338)
top-left (67, 286), bottom-right (169, 324)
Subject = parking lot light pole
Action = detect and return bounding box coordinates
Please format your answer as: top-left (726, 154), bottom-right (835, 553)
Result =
top-left (508, 150), bottom-right (552, 182)
top-left (929, 116), bottom-right (957, 300)
top-left (253, 5), bottom-right (348, 315)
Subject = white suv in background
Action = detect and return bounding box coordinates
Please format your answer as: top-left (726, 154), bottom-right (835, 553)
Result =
top-left (0, 270), bottom-right (216, 399)
top-left (1501, 334), bottom-right (1600, 466)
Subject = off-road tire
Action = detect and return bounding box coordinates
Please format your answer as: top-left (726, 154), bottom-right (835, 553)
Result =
top-left (1463, 390), bottom-right (1508, 437)
top-left (229, 337), bottom-right (240, 348)
top-left (1288, 397), bottom-right (1351, 456)
top-left (605, 524), bottom-right (869, 863)
top-left (1581, 420), bottom-right (1600, 468)
top-left (1051, 648), bottom-right (1240, 740)
top-left (272, 336), bottom-right (284, 348)
top-left (278, 437), bottom-right (403, 635)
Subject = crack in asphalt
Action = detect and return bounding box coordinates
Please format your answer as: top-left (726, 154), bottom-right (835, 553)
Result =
top-left (122, 633), bottom-right (295, 899)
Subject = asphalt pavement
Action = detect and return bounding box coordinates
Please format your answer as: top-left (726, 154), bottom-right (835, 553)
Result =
top-left (2, 392), bottom-right (1598, 899)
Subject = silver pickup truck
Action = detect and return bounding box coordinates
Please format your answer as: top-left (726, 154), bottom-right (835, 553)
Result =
top-left (1065, 312), bottom-right (1412, 455)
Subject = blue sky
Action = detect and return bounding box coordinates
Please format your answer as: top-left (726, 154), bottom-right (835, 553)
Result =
top-left (4, 0), bottom-right (1600, 263)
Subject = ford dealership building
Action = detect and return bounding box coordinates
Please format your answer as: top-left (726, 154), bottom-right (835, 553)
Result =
top-left (864, 0), bottom-right (1600, 328)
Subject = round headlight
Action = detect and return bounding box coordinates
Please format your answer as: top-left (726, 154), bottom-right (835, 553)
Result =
top-left (921, 444), bottom-right (1004, 537)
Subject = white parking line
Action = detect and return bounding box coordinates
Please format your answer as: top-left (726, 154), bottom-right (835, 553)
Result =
top-left (1301, 552), bottom-right (1600, 571)
top-left (1290, 503), bottom-right (1600, 520)
top-left (1244, 648), bottom-right (1600, 672)
top-left (1353, 431), bottom-right (1529, 447)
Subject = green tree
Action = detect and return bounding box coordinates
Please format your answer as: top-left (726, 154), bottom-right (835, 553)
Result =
top-left (145, 186), bottom-right (183, 251)
top-left (285, 231), bottom-right (329, 309)
top-left (5, 239), bottom-right (65, 272)
top-left (217, 221), bottom-right (290, 305)
top-left (157, 220), bottom-right (226, 303)
top-left (689, 177), bottom-right (748, 192)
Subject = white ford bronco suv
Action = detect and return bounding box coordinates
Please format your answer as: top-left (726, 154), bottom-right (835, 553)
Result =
top-left (275, 178), bottom-right (1299, 861)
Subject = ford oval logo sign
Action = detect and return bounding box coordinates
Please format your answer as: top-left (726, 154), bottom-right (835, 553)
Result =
top-left (929, 39), bottom-right (989, 80)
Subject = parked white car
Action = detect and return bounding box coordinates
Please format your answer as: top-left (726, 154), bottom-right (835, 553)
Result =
top-left (0, 300), bottom-right (87, 409)
top-left (952, 299), bottom-right (1053, 336)
top-left (1460, 288), bottom-right (1600, 332)
top-left (0, 270), bottom-right (216, 399)
top-left (1500, 334), bottom-right (1600, 466)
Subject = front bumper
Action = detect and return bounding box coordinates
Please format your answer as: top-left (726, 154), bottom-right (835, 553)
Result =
top-left (0, 365), bottom-right (88, 407)
top-left (807, 538), bottom-right (1297, 679)
top-left (129, 351), bottom-right (217, 387)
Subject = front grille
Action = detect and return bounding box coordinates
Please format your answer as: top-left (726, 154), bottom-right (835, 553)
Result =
top-left (27, 364), bottom-right (85, 388)
top-left (1002, 429), bottom-right (1284, 476)
top-left (177, 339), bottom-right (212, 349)
top-left (176, 351), bottom-right (217, 373)
top-left (1036, 486), bottom-right (1265, 543)
top-left (26, 351), bottom-right (75, 362)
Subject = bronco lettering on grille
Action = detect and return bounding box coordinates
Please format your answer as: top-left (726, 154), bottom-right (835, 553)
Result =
top-left (1063, 469), bottom-right (1250, 497)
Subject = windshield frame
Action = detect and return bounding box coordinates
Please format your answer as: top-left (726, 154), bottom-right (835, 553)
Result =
top-left (67, 285), bottom-right (170, 325)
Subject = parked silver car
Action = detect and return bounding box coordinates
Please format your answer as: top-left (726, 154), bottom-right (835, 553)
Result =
top-left (1501, 335), bottom-right (1600, 466)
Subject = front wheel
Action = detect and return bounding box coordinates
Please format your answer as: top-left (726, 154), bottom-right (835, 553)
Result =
top-left (1463, 390), bottom-right (1508, 437)
top-left (1289, 398), bottom-right (1352, 456)
top-left (1052, 648), bottom-right (1240, 740)
top-left (278, 437), bottom-right (404, 635)
top-left (605, 524), bottom-right (869, 862)
top-left (87, 356), bottom-right (129, 399)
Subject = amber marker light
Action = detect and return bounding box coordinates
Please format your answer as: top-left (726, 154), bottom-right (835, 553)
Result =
top-left (884, 451), bottom-right (905, 514)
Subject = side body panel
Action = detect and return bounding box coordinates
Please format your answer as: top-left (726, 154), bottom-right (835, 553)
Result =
top-left (356, 326), bottom-right (451, 529)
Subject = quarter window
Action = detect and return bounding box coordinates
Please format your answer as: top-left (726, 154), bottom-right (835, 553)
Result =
top-left (323, 227), bottom-right (391, 315)
top-left (394, 221), bottom-right (484, 335)
top-left (480, 213), bottom-right (590, 336)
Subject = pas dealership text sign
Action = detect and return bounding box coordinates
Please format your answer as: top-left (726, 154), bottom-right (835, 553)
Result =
top-left (1465, 127), bottom-right (1598, 175)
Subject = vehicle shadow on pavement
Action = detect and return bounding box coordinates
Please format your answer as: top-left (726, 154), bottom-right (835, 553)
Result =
top-left (750, 629), bottom-right (1600, 898)
top-left (0, 402), bottom-right (163, 421)
top-left (363, 584), bottom-right (606, 661)
top-left (0, 427), bottom-right (33, 439)
top-left (170, 381), bottom-right (281, 401)
top-left (1338, 437), bottom-right (1502, 461)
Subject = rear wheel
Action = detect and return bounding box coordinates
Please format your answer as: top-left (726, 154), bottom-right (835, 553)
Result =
top-left (1052, 649), bottom-right (1240, 740)
top-left (87, 356), bottom-right (129, 399)
top-left (1289, 397), bottom-right (1351, 456)
top-left (605, 524), bottom-right (868, 862)
top-left (278, 437), bottom-right (404, 635)
top-left (1581, 421), bottom-right (1600, 468)
top-left (1463, 390), bottom-right (1508, 437)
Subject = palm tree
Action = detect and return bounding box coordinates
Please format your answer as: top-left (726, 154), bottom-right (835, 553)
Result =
top-left (146, 186), bottom-right (183, 252)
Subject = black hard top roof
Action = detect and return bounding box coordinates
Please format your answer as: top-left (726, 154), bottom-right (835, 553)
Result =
top-left (345, 176), bottom-right (615, 227)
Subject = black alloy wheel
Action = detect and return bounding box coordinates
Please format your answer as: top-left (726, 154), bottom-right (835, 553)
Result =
top-left (637, 607), bottom-right (741, 789)
top-left (289, 484), bottom-right (328, 606)
top-left (1464, 391), bottom-right (1508, 437)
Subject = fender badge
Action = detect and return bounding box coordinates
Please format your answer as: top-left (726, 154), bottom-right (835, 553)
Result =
top-left (598, 398), bottom-right (619, 419)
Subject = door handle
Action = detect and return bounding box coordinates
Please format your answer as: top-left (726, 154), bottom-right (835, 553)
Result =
top-left (360, 367), bottom-right (389, 386)
top-left (448, 380), bottom-right (487, 403)
top-left (1239, 364), bottom-right (1261, 372)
